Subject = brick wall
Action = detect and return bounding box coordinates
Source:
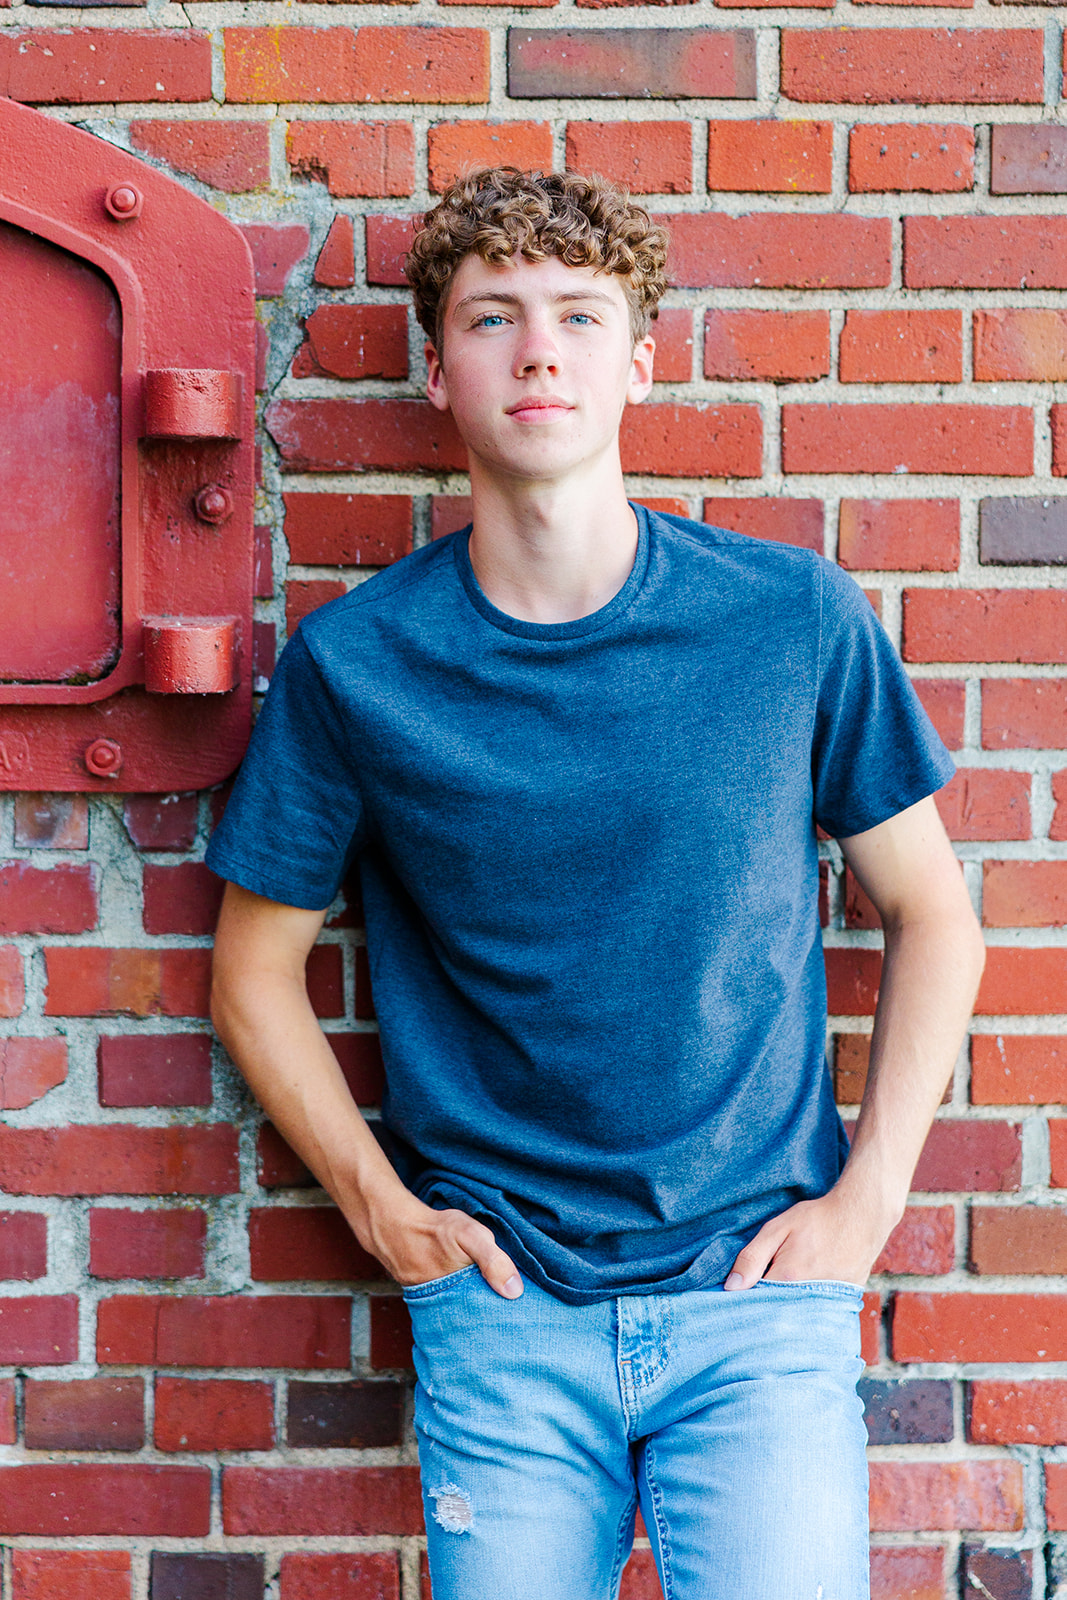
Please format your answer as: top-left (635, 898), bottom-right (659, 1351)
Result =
top-left (1, 4), bottom-right (1066, 1598)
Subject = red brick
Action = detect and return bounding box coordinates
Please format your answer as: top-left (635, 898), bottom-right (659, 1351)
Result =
top-left (44, 947), bottom-right (212, 1018)
top-left (0, 1038), bottom-right (67, 1110)
top-left (0, 1212), bottom-right (47, 1280)
top-left (257, 1124), bottom-right (315, 1189)
top-left (0, 863), bottom-right (96, 935)
top-left (1055, 1119), bottom-right (1067, 1184)
top-left (976, 948), bottom-right (1067, 1014)
top-left (935, 769), bottom-right (1030, 841)
top-left (97, 1034), bottom-right (212, 1109)
top-left (11, 1552), bottom-right (131, 1600)
top-left (293, 306), bottom-right (409, 382)
top-left (24, 1378), bottom-right (144, 1452)
top-left (143, 862), bottom-right (224, 936)
top-left (619, 403), bottom-right (762, 478)
top-left (992, 123), bottom-right (1067, 194)
top-left (781, 29), bottom-right (1042, 106)
top-left (849, 123), bottom-right (974, 192)
top-left (833, 1033), bottom-right (870, 1102)
top-left (837, 499), bottom-right (958, 572)
top-left (366, 214), bottom-right (420, 286)
top-left (0, 1465), bottom-right (210, 1535)
top-left (894, 1293), bottom-right (1067, 1364)
top-left (315, 215), bottom-right (356, 288)
top-left (98, 1294), bottom-right (350, 1369)
top-left (707, 119), bottom-right (832, 193)
top-left (645, 308), bottom-right (693, 381)
top-left (970, 1205), bottom-right (1067, 1274)
top-left (0, 1126), bottom-right (238, 1196)
top-left (287, 580), bottom-right (347, 636)
top-left (0, 30), bottom-right (212, 103)
top-left (825, 948), bottom-right (882, 1014)
top-left (703, 498), bottom-right (823, 552)
top-left (868, 1548), bottom-right (944, 1600)
top-left (284, 493), bottom-right (412, 567)
top-left (90, 1208), bottom-right (207, 1279)
top-left (782, 405), bottom-right (1031, 477)
top-left (225, 28), bottom-right (490, 105)
top-left (123, 793), bottom-right (198, 851)
top-left (983, 861), bottom-right (1067, 927)
top-left (0, 1377), bottom-right (14, 1442)
top-left (912, 680), bottom-right (965, 750)
top-left (0, 1298), bottom-right (78, 1365)
top-left (1054, 770), bottom-right (1067, 841)
top-left (130, 120), bottom-right (269, 192)
top-left (969, 1379), bottom-right (1067, 1444)
top-left (369, 1296), bottom-right (413, 1369)
top-left (665, 214), bottom-right (890, 289)
top-left (14, 794), bottom-right (88, 850)
top-left (974, 308), bottom-right (1067, 382)
top-left (839, 311), bottom-right (962, 385)
top-left (280, 1555), bottom-right (400, 1600)
top-left (904, 589), bottom-right (1067, 663)
top-left (1047, 1466), bottom-right (1067, 1529)
top-left (155, 1377), bottom-right (275, 1452)
top-left (703, 310), bottom-right (829, 382)
top-left (222, 1465), bottom-right (423, 1535)
top-left (861, 1292), bottom-right (880, 1365)
top-left (288, 121), bottom-right (414, 199)
top-left (428, 121), bottom-right (551, 192)
top-left (971, 1034), bottom-right (1067, 1105)
top-left (0, 944), bottom-right (22, 1016)
top-left (906, 215), bottom-right (1067, 290)
top-left (508, 29), bottom-right (756, 99)
top-left (868, 1460), bottom-right (1023, 1532)
top-left (268, 399), bottom-right (467, 474)
top-left (565, 122), bottom-right (691, 194)
top-left (982, 678), bottom-right (1067, 749)
top-left (249, 1208), bottom-right (380, 1282)
top-left (912, 1120), bottom-right (1022, 1192)
top-left (872, 1206), bottom-right (955, 1275)
top-left (238, 224), bottom-right (310, 297)
top-left (1052, 406), bottom-right (1067, 478)
top-left (254, 525), bottom-right (273, 598)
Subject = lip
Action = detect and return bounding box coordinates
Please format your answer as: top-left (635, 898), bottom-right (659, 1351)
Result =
top-left (505, 397), bottom-right (574, 419)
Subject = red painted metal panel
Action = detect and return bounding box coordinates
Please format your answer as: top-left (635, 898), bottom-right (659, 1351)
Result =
top-left (0, 98), bottom-right (255, 790)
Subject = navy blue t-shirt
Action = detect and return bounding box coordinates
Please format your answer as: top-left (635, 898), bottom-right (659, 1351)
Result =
top-left (207, 507), bottom-right (954, 1303)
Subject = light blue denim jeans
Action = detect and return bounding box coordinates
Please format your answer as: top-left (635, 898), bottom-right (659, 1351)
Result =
top-left (404, 1266), bottom-right (869, 1600)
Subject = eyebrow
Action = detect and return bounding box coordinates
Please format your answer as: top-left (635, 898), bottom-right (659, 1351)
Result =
top-left (451, 289), bottom-right (619, 313)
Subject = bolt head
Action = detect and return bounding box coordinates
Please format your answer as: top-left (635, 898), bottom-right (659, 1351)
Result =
top-left (84, 738), bottom-right (123, 778)
top-left (104, 183), bottom-right (144, 221)
top-left (193, 484), bottom-right (234, 525)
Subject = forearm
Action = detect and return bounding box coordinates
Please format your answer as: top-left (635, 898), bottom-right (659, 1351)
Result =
top-left (834, 903), bottom-right (986, 1231)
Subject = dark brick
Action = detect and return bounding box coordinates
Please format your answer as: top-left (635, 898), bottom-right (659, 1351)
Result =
top-left (13, 795), bottom-right (88, 849)
top-left (369, 1297), bottom-right (413, 1370)
top-left (992, 124), bottom-right (1067, 194)
top-left (960, 1546), bottom-right (1031, 1600)
top-left (24, 1378), bottom-right (144, 1452)
top-left (98, 1035), bottom-right (212, 1108)
top-left (151, 1555), bottom-right (264, 1600)
top-left (286, 1381), bottom-right (404, 1448)
top-left (507, 29), bottom-right (757, 100)
top-left (859, 1378), bottom-right (954, 1446)
top-left (980, 497), bottom-right (1067, 565)
top-left (123, 794), bottom-right (199, 852)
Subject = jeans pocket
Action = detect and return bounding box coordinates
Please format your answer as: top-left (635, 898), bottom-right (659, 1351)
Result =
top-left (402, 1263), bottom-right (481, 1303)
top-left (757, 1278), bottom-right (864, 1301)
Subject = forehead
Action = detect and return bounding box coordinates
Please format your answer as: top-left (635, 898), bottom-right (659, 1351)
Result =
top-left (444, 252), bottom-right (630, 316)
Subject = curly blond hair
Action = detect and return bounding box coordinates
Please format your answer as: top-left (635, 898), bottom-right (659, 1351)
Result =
top-left (406, 167), bottom-right (669, 351)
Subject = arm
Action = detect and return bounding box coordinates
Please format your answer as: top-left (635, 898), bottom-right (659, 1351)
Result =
top-left (211, 882), bottom-right (523, 1297)
top-left (726, 794), bottom-right (985, 1289)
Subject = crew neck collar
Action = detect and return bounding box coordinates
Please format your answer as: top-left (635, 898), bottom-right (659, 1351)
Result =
top-left (453, 503), bottom-right (651, 641)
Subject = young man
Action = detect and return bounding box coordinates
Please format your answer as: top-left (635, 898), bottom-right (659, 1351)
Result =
top-left (208, 169), bottom-right (985, 1600)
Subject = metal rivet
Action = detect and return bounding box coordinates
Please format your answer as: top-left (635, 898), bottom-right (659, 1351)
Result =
top-left (193, 484), bottom-right (234, 525)
top-left (84, 738), bottom-right (124, 778)
top-left (104, 183), bottom-right (143, 222)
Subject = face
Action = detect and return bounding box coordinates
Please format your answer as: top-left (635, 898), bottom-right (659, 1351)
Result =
top-left (425, 252), bottom-right (655, 490)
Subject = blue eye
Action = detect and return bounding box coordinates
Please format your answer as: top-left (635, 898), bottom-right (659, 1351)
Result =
top-left (566, 313), bottom-right (594, 325)
top-left (475, 313), bottom-right (507, 328)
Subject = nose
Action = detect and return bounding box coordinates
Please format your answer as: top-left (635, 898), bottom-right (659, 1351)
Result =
top-left (512, 312), bottom-right (560, 377)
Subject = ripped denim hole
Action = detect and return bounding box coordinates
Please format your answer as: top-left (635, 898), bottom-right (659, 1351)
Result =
top-left (431, 1483), bottom-right (473, 1534)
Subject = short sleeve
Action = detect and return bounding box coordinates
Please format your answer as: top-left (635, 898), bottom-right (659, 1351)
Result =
top-left (811, 560), bottom-right (955, 840)
top-left (205, 629), bottom-right (366, 909)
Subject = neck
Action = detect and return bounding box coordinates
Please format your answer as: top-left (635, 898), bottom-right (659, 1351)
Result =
top-left (465, 463), bottom-right (639, 625)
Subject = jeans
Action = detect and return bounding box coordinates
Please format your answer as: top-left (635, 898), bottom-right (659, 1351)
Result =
top-left (404, 1266), bottom-right (870, 1600)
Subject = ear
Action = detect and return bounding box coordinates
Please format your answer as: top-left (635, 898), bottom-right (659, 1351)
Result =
top-left (626, 334), bottom-right (656, 407)
top-left (426, 341), bottom-right (450, 413)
